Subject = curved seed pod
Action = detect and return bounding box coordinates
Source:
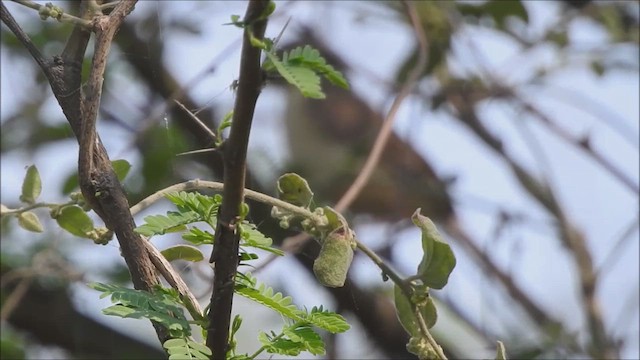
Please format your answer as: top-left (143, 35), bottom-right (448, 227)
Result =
top-left (313, 227), bottom-right (354, 288)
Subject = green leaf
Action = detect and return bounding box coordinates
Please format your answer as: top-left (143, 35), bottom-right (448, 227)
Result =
top-left (89, 282), bottom-right (191, 337)
top-left (306, 306), bottom-right (350, 333)
top-left (282, 45), bottom-right (349, 89)
top-left (484, 0), bottom-right (528, 28)
top-left (165, 191), bottom-right (220, 221)
top-left (265, 52), bottom-right (325, 99)
top-left (56, 205), bottom-right (94, 238)
top-left (135, 211), bottom-right (199, 237)
top-left (276, 173), bottom-right (314, 207)
top-left (258, 332), bottom-right (304, 356)
top-left (111, 159), bottom-right (131, 182)
top-left (394, 285), bottom-right (437, 338)
top-left (20, 165), bottom-right (41, 204)
top-left (283, 325), bottom-right (325, 355)
top-left (412, 209), bottom-right (456, 289)
top-left (161, 245), bottom-right (204, 262)
top-left (163, 338), bottom-right (212, 360)
top-left (17, 211), bottom-right (44, 233)
top-left (235, 273), bottom-right (303, 321)
top-left (182, 227), bottom-right (215, 245)
top-left (239, 222), bottom-right (284, 256)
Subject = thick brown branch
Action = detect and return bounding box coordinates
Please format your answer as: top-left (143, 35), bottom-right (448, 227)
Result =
top-left (4, 0), bottom-right (169, 345)
top-left (206, 1), bottom-right (270, 358)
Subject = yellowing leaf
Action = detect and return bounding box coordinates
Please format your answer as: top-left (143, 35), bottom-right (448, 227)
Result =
top-left (18, 211), bottom-right (44, 233)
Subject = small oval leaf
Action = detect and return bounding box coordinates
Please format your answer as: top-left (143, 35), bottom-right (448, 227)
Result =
top-left (20, 165), bottom-right (42, 204)
top-left (277, 173), bottom-right (314, 207)
top-left (161, 244), bottom-right (204, 262)
top-left (412, 209), bottom-right (456, 289)
top-left (18, 211), bottom-right (44, 233)
top-left (111, 159), bottom-right (131, 182)
top-left (56, 205), bottom-right (94, 238)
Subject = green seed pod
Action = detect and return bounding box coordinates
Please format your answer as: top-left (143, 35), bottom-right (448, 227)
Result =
top-left (313, 227), bottom-right (354, 288)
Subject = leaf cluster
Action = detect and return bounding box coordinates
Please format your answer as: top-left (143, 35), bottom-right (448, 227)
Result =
top-left (233, 273), bottom-right (349, 358)
top-left (1, 162), bottom-right (131, 244)
top-left (264, 45), bottom-right (348, 99)
top-left (88, 282), bottom-right (191, 338)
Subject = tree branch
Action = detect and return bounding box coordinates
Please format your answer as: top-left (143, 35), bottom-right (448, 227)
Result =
top-left (206, 1), bottom-right (270, 358)
top-left (4, 0), bottom-right (170, 345)
top-left (447, 91), bottom-right (618, 359)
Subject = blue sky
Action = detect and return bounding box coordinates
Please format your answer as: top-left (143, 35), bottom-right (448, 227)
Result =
top-left (1, 1), bottom-right (638, 358)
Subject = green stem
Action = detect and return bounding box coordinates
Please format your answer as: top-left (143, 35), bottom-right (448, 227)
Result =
top-left (130, 180), bottom-right (319, 223)
top-left (11, 0), bottom-right (92, 28)
top-left (1, 201), bottom-right (72, 216)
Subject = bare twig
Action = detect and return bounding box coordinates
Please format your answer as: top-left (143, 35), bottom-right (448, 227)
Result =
top-left (334, 0), bottom-right (429, 213)
top-left (514, 96), bottom-right (638, 195)
top-left (447, 92), bottom-right (618, 359)
top-left (130, 179), bottom-right (315, 220)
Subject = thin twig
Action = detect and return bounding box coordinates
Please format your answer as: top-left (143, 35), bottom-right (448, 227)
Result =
top-left (1, 2), bottom-right (48, 70)
top-left (334, 0), bottom-right (429, 213)
top-left (129, 179), bottom-right (316, 221)
top-left (10, 0), bottom-right (92, 28)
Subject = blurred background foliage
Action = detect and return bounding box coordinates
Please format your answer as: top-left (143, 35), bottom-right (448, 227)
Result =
top-left (1, 1), bottom-right (638, 359)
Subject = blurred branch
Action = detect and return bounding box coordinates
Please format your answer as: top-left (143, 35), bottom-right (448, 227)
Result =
top-left (597, 216), bottom-right (639, 277)
top-left (535, 84), bottom-right (639, 149)
top-left (513, 94), bottom-right (638, 195)
top-left (335, 0), bottom-right (429, 213)
top-left (206, 1), bottom-right (270, 357)
top-left (1, 262), bottom-right (167, 359)
top-left (10, 0), bottom-right (92, 28)
top-left (446, 89), bottom-right (618, 359)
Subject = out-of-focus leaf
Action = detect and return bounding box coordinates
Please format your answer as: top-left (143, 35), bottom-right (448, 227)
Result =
top-left (161, 244), bottom-right (204, 262)
top-left (20, 165), bottom-right (41, 204)
top-left (56, 205), bottom-right (94, 238)
top-left (111, 159), bottom-right (132, 182)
